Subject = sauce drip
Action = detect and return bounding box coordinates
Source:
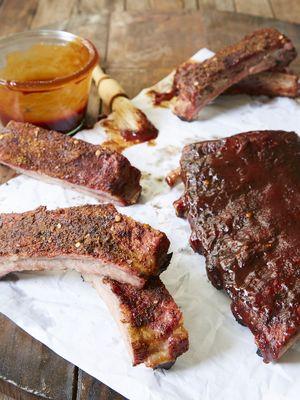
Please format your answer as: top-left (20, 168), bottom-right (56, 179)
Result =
top-left (101, 110), bottom-right (158, 152)
top-left (148, 89), bottom-right (176, 107)
top-left (120, 124), bottom-right (158, 142)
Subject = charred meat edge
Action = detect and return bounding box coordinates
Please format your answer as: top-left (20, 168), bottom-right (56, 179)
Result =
top-left (84, 274), bottom-right (189, 369)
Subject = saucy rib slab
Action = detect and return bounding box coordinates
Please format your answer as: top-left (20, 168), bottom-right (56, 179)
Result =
top-left (175, 131), bottom-right (300, 362)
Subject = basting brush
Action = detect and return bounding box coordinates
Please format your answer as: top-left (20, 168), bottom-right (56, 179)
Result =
top-left (92, 65), bottom-right (158, 144)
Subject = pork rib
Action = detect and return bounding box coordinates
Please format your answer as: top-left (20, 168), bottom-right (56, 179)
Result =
top-left (225, 70), bottom-right (300, 98)
top-left (85, 275), bottom-right (189, 368)
top-left (175, 131), bottom-right (300, 362)
top-left (172, 28), bottom-right (296, 121)
top-left (0, 121), bottom-right (141, 206)
top-left (0, 204), bottom-right (171, 288)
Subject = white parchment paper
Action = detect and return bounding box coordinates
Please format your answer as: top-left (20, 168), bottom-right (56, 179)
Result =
top-left (0, 49), bottom-right (299, 400)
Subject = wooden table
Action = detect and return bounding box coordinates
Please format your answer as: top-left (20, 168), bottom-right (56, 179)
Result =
top-left (0, 1), bottom-right (299, 399)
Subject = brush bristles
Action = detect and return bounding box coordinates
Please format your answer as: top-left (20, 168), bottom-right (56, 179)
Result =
top-left (112, 97), bottom-right (148, 131)
top-left (101, 96), bottom-right (158, 142)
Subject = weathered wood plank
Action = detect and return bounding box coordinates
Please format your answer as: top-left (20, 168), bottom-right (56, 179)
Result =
top-left (107, 11), bottom-right (206, 69)
top-left (185, 0), bottom-right (199, 9)
top-left (271, 0), bottom-right (300, 24)
top-left (74, 0), bottom-right (125, 14)
top-left (126, 0), bottom-right (197, 10)
top-left (235, 0), bottom-right (274, 18)
top-left (30, 0), bottom-right (77, 28)
top-left (0, 314), bottom-right (76, 400)
top-left (0, 0), bottom-right (38, 36)
top-left (76, 371), bottom-right (126, 400)
top-left (198, 0), bottom-right (235, 12)
top-left (0, 393), bottom-right (14, 400)
top-left (215, 0), bottom-right (235, 12)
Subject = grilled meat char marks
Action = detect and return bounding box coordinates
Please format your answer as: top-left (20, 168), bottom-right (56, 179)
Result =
top-left (0, 121), bottom-right (141, 206)
top-left (172, 28), bottom-right (296, 120)
top-left (175, 131), bottom-right (300, 362)
top-left (86, 275), bottom-right (189, 368)
top-left (0, 204), bottom-right (171, 288)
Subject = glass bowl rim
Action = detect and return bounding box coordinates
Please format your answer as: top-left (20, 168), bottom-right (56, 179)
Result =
top-left (0, 29), bottom-right (99, 91)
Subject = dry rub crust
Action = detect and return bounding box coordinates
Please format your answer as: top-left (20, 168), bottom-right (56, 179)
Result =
top-left (175, 131), bottom-right (300, 362)
top-left (103, 276), bottom-right (189, 368)
top-left (0, 204), bottom-right (171, 287)
top-left (0, 121), bottom-right (142, 206)
top-left (172, 28), bottom-right (296, 120)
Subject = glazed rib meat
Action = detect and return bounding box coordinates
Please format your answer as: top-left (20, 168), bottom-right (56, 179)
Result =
top-left (85, 274), bottom-right (189, 369)
top-left (225, 70), bottom-right (300, 98)
top-left (175, 131), bottom-right (300, 362)
top-left (0, 204), bottom-right (171, 288)
top-left (172, 28), bottom-right (296, 121)
top-left (0, 121), bottom-right (141, 206)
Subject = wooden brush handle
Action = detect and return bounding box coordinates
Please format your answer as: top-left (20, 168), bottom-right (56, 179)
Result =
top-left (92, 65), bottom-right (128, 110)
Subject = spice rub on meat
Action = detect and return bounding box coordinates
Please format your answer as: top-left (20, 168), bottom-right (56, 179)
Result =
top-left (171, 28), bottom-right (296, 120)
top-left (0, 121), bottom-right (142, 206)
top-left (0, 204), bottom-right (172, 288)
top-left (175, 130), bottom-right (300, 362)
top-left (85, 275), bottom-right (189, 369)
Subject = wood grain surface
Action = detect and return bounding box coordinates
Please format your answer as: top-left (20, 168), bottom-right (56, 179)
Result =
top-left (0, 0), bottom-right (299, 399)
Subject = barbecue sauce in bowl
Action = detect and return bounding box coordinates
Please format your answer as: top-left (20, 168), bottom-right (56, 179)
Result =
top-left (0, 30), bottom-right (99, 133)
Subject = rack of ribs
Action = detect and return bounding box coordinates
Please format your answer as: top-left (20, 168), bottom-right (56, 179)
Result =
top-left (175, 130), bottom-right (300, 362)
top-left (85, 275), bottom-right (189, 369)
top-left (225, 70), bottom-right (300, 98)
top-left (172, 28), bottom-right (296, 121)
top-left (0, 121), bottom-right (141, 206)
top-left (0, 204), bottom-right (171, 288)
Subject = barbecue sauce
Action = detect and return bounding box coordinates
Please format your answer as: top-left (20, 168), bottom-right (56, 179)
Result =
top-left (0, 41), bottom-right (97, 133)
top-left (148, 89), bottom-right (176, 107)
top-left (101, 111), bottom-right (158, 153)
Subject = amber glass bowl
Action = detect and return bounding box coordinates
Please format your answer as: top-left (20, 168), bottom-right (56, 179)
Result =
top-left (0, 30), bottom-right (99, 134)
